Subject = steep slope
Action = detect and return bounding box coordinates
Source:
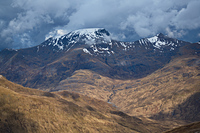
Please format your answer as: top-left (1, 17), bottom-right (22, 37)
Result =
top-left (52, 43), bottom-right (200, 128)
top-left (0, 75), bottom-right (168, 133)
top-left (0, 28), bottom-right (190, 90)
top-left (112, 54), bottom-right (200, 119)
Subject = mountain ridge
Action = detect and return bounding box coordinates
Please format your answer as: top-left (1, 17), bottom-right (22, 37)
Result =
top-left (0, 28), bottom-right (191, 90)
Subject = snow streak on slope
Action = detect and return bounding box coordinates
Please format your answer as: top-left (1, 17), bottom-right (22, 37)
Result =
top-left (145, 33), bottom-right (185, 51)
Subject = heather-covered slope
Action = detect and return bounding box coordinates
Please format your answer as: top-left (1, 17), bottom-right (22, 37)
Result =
top-left (0, 75), bottom-right (167, 133)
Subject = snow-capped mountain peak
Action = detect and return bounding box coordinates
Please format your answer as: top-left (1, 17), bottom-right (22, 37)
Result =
top-left (40, 29), bottom-right (190, 56)
top-left (143, 33), bottom-right (186, 50)
top-left (64, 28), bottom-right (111, 44)
top-left (41, 28), bottom-right (111, 51)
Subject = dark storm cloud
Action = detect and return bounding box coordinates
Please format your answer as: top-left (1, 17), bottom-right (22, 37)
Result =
top-left (0, 0), bottom-right (200, 50)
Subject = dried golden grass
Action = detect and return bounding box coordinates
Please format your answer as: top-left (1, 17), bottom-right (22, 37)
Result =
top-left (0, 75), bottom-right (164, 133)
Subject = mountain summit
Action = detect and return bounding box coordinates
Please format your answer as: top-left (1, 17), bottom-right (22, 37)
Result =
top-left (0, 28), bottom-right (191, 90)
top-left (42, 28), bottom-right (111, 51)
top-left (63, 28), bottom-right (111, 43)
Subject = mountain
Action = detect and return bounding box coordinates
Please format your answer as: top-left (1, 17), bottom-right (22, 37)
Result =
top-left (51, 42), bottom-right (200, 128)
top-left (0, 28), bottom-right (190, 90)
top-left (41, 28), bottom-right (111, 52)
top-left (0, 75), bottom-right (168, 133)
top-left (0, 28), bottom-right (199, 132)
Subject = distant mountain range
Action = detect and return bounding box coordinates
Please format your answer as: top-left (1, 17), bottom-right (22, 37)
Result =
top-left (0, 28), bottom-right (192, 90)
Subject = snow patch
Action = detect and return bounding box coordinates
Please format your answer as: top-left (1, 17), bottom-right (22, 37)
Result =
top-left (91, 45), bottom-right (99, 53)
top-left (147, 36), bottom-right (158, 43)
top-left (83, 48), bottom-right (92, 55)
top-left (170, 47), bottom-right (175, 51)
top-left (139, 40), bottom-right (142, 44)
top-left (154, 41), bottom-right (167, 49)
top-left (37, 46), bottom-right (39, 52)
top-left (57, 45), bottom-right (64, 50)
top-left (111, 51), bottom-right (115, 54)
top-left (99, 47), bottom-right (109, 51)
top-left (120, 42), bottom-right (126, 48)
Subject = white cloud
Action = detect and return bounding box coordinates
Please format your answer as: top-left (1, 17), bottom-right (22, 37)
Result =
top-left (165, 27), bottom-right (186, 38)
top-left (45, 29), bottom-right (69, 40)
top-left (63, 0), bottom-right (200, 39)
top-left (172, 0), bottom-right (200, 29)
top-left (0, 0), bottom-right (200, 49)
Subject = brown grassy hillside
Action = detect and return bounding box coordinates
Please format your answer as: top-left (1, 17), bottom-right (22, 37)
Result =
top-left (112, 55), bottom-right (200, 118)
top-left (54, 69), bottom-right (119, 101)
top-left (0, 75), bottom-right (167, 133)
top-left (52, 43), bottom-right (200, 130)
top-left (111, 42), bottom-right (200, 121)
top-left (164, 122), bottom-right (200, 133)
top-left (54, 55), bottom-right (200, 120)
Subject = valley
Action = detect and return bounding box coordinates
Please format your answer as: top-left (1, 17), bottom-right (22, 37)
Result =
top-left (0, 28), bottom-right (199, 132)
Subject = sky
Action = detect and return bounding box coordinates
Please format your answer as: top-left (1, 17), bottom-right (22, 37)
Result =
top-left (0, 0), bottom-right (200, 50)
